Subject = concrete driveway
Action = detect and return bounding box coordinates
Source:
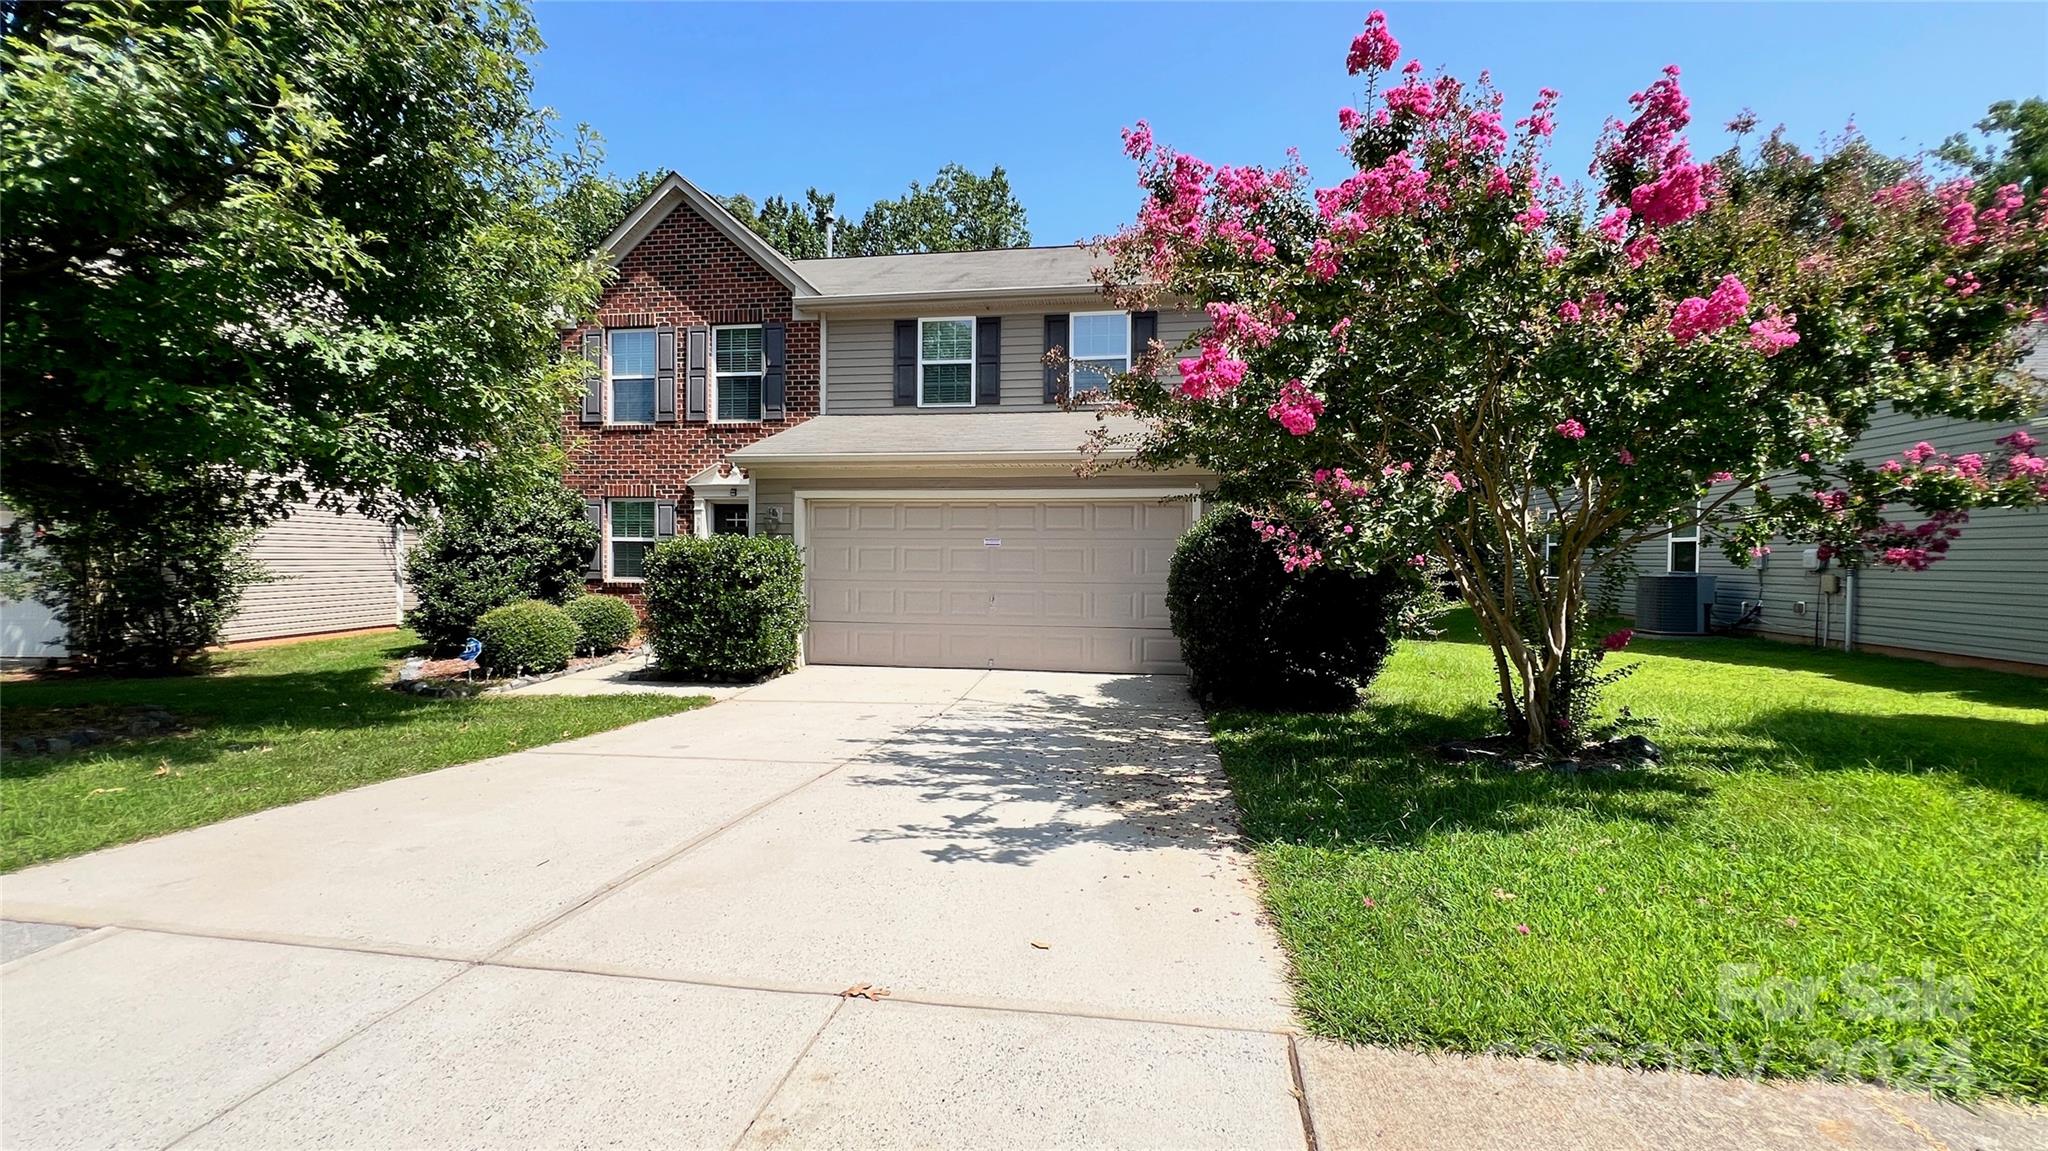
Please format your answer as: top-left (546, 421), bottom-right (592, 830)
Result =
top-left (1, 667), bottom-right (1305, 1150)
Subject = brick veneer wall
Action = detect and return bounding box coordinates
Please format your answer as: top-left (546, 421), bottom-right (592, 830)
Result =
top-left (563, 197), bottom-right (820, 597)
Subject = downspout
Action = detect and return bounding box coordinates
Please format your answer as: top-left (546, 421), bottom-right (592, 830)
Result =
top-left (1842, 570), bottom-right (1857, 653)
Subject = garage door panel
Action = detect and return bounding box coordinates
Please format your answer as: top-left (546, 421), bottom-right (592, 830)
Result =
top-left (805, 498), bottom-right (1190, 674)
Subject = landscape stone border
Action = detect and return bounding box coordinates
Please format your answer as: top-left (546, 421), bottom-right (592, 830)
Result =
top-left (8, 708), bottom-right (184, 757)
top-left (392, 645), bottom-right (649, 699)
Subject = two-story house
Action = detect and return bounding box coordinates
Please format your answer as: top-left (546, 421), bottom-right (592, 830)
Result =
top-left (570, 173), bottom-right (1208, 674)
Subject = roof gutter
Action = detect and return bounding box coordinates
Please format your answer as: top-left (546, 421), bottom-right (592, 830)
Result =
top-left (727, 447), bottom-right (1138, 466)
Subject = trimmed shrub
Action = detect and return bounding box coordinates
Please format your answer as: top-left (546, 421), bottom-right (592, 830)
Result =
top-left (403, 478), bottom-right (599, 654)
top-left (563, 593), bottom-right (637, 655)
top-left (1167, 507), bottom-right (1406, 711)
top-left (472, 599), bottom-right (578, 676)
top-left (644, 535), bottom-right (805, 681)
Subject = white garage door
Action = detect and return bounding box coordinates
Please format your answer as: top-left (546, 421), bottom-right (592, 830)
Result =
top-left (804, 497), bottom-right (1189, 673)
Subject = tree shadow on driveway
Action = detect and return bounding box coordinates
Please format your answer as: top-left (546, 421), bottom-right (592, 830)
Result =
top-left (840, 675), bottom-right (1254, 867)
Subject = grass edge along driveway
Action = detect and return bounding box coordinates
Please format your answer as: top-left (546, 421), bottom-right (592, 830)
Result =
top-left (2, 631), bottom-right (705, 872)
top-left (1212, 612), bottom-right (2048, 1103)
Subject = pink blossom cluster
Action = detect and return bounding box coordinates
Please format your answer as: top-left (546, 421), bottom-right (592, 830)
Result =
top-left (1513, 196), bottom-right (1549, 230)
top-left (1175, 337), bottom-right (1248, 399)
top-left (1266, 379), bottom-right (1326, 436)
top-left (1870, 179), bottom-right (1921, 209)
top-left (1555, 418), bottom-right (1586, 440)
top-left (1624, 233), bottom-right (1661, 268)
top-left (1338, 106), bottom-right (1365, 133)
top-left (1441, 471), bottom-right (1465, 493)
top-left (1516, 88), bottom-right (1560, 140)
top-left (1312, 467), bottom-right (1373, 499)
top-left (1205, 300), bottom-right (1289, 348)
top-left (1249, 517), bottom-right (1324, 573)
top-left (1874, 509), bottom-right (1969, 571)
top-left (1943, 272), bottom-right (1980, 297)
top-left (1600, 629), bottom-right (1634, 652)
top-left (1747, 308), bottom-right (1799, 357)
top-left (1938, 179), bottom-right (1978, 247)
top-left (1214, 216), bottom-right (1276, 262)
top-left (1120, 120), bottom-right (1154, 162)
top-left (1981, 183), bottom-right (2027, 229)
top-left (1316, 152), bottom-right (1431, 236)
top-left (1384, 62), bottom-right (1438, 120)
top-left (1347, 10), bottom-right (1400, 74)
top-left (1599, 65), bottom-right (1691, 179)
top-left (1596, 206), bottom-right (1632, 243)
top-left (1329, 315), bottom-right (1353, 352)
top-left (1308, 238), bottom-right (1341, 281)
top-left (1669, 274), bottom-right (1751, 344)
top-left (1629, 146), bottom-right (1714, 227)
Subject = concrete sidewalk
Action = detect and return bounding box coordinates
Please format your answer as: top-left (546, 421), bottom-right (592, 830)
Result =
top-left (4, 664), bottom-right (2040, 1149)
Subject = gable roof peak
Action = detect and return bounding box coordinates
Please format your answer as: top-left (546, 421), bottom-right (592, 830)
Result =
top-left (600, 171), bottom-right (817, 297)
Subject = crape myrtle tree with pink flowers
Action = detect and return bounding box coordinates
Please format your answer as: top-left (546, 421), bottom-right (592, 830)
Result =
top-left (1091, 11), bottom-right (2048, 752)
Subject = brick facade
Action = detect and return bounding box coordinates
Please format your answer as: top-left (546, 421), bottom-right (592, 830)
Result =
top-left (563, 197), bottom-right (820, 596)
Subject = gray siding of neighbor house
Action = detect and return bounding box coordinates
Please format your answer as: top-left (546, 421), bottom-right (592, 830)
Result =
top-left (1605, 401), bottom-right (2048, 667)
top-left (222, 505), bottom-right (411, 643)
top-left (824, 308), bottom-right (1207, 414)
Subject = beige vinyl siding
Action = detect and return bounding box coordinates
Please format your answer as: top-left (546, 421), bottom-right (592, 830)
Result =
top-left (222, 505), bottom-right (408, 642)
top-left (1604, 402), bottom-right (2048, 666)
top-left (823, 308), bottom-right (1208, 414)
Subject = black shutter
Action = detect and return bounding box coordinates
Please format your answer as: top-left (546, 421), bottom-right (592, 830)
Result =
top-left (1131, 311), bottom-right (1158, 366)
top-left (685, 326), bottom-right (709, 422)
top-left (762, 323), bottom-right (787, 420)
top-left (976, 316), bottom-right (1001, 406)
top-left (583, 500), bottom-right (603, 580)
top-left (654, 501), bottom-right (677, 540)
top-left (579, 329), bottom-right (603, 423)
top-left (655, 323), bottom-right (677, 422)
top-left (893, 319), bottom-right (916, 406)
top-left (1043, 314), bottom-right (1069, 403)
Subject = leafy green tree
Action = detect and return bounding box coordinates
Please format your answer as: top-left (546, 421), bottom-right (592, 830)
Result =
top-left (1, 0), bottom-right (605, 532)
top-left (1938, 98), bottom-right (2048, 200)
top-left (1099, 13), bottom-right (2047, 751)
top-left (723, 188), bottom-right (843, 260)
top-left (845, 164), bottom-right (1032, 255)
top-left (558, 155), bottom-right (667, 258)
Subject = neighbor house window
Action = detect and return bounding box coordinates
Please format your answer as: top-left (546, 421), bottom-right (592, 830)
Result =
top-left (1668, 507), bottom-right (1701, 573)
top-left (918, 317), bottom-right (974, 407)
top-left (1068, 311), bottom-right (1130, 399)
top-left (608, 329), bottom-right (656, 424)
top-left (609, 499), bottom-right (655, 580)
top-left (712, 325), bottom-right (764, 422)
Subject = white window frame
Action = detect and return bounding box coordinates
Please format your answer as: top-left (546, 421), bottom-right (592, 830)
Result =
top-left (1667, 504), bottom-right (1702, 573)
top-left (606, 498), bottom-right (656, 584)
top-left (917, 316), bottom-right (976, 408)
top-left (606, 328), bottom-right (657, 426)
top-left (1067, 310), bottom-right (1131, 402)
top-left (710, 323), bottom-right (764, 425)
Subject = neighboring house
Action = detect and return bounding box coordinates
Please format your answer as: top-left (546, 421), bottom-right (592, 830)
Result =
top-left (0, 502), bottom-right (412, 664)
top-left (571, 173), bottom-right (1208, 673)
top-left (1604, 338), bottom-right (2048, 673)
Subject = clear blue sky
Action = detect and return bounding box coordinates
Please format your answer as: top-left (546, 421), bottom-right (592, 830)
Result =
top-left (530, 2), bottom-right (2048, 246)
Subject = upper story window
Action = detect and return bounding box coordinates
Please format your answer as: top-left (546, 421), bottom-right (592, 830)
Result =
top-left (608, 499), bottom-right (655, 581)
top-left (713, 325), bottom-right (764, 422)
top-left (919, 318), bottom-right (974, 407)
top-left (1668, 506), bottom-right (1702, 573)
top-left (1068, 311), bottom-right (1130, 399)
top-left (608, 329), bottom-right (657, 424)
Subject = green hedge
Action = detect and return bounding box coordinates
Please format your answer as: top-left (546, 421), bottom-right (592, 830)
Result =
top-left (562, 593), bottom-right (637, 655)
top-left (644, 535), bottom-right (805, 681)
top-left (473, 599), bottom-right (578, 676)
top-left (1166, 507), bottom-right (1405, 711)
top-left (403, 479), bottom-right (599, 654)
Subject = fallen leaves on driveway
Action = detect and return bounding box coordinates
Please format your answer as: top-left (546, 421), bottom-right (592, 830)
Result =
top-left (839, 983), bottom-right (891, 1000)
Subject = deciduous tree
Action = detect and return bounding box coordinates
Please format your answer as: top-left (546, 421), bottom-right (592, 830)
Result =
top-left (1097, 11), bottom-right (2047, 750)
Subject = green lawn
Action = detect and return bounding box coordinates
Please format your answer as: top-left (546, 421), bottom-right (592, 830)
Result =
top-left (1, 632), bottom-right (705, 872)
top-left (1215, 612), bottom-right (2048, 1101)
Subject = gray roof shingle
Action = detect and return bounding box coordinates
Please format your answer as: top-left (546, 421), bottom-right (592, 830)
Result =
top-left (789, 246), bottom-right (1105, 299)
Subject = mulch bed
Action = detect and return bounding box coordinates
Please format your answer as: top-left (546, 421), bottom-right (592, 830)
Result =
top-left (1436, 732), bottom-right (1663, 773)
